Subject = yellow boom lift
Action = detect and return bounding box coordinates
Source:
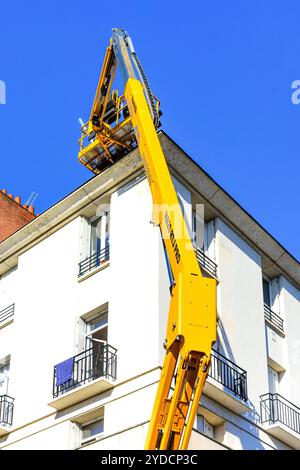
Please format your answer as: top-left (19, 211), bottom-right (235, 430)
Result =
top-left (78, 29), bottom-right (216, 450)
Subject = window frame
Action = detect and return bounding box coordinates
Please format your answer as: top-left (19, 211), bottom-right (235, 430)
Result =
top-left (80, 416), bottom-right (104, 445)
top-left (89, 211), bottom-right (110, 256)
top-left (196, 414), bottom-right (215, 439)
top-left (84, 311), bottom-right (108, 350)
top-left (262, 276), bottom-right (271, 308)
top-left (268, 365), bottom-right (279, 394)
top-left (0, 356), bottom-right (10, 396)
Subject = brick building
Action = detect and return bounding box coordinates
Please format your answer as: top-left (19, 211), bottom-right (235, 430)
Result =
top-left (0, 190), bottom-right (35, 243)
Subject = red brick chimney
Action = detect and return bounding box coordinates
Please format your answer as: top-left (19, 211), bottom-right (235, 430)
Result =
top-left (0, 189), bottom-right (36, 243)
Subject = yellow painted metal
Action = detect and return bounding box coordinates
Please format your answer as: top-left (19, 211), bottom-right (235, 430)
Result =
top-left (89, 42), bottom-right (116, 131)
top-left (78, 36), bottom-right (217, 450)
top-left (123, 78), bottom-right (216, 449)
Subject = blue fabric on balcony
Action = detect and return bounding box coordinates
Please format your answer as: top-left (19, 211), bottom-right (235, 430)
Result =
top-left (55, 357), bottom-right (74, 386)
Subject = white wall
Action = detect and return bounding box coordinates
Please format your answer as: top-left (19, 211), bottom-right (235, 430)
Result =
top-left (0, 175), bottom-right (169, 448)
top-left (5, 421), bottom-right (71, 450)
top-left (279, 277), bottom-right (300, 404)
top-left (8, 218), bottom-right (80, 427)
top-left (1, 173), bottom-right (300, 450)
top-left (172, 176), bottom-right (192, 236)
top-left (0, 267), bottom-right (17, 310)
top-left (215, 218), bottom-right (269, 416)
top-left (108, 176), bottom-right (163, 381)
top-left (265, 324), bottom-right (286, 370)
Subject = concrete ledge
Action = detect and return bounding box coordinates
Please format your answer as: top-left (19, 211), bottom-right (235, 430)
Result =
top-left (48, 377), bottom-right (115, 411)
top-left (204, 377), bottom-right (251, 414)
top-left (263, 422), bottom-right (300, 449)
top-left (77, 261), bottom-right (110, 282)
top-left (188, 429), bottom-right (228, 450)
top-left (0, 318), bottom-right (13, 331)
top-left (0, 425), bottom-right (11, 437)
top-left (0, 132), bottom-right (298, 288)
top-left (160, 132), bottom-right (300, 288)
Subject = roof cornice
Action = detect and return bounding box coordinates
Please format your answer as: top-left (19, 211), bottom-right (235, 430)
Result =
top-left (0, 132), bottom-right (299, 289)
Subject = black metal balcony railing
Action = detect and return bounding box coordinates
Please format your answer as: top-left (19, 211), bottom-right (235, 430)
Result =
top-left (194, 246), bottom-right (218, 278)
top-left (209, 349), bottom-right (248, 401)
top-left (53, 343), bottom-right (117, 398)
top-left (0, 395), bottom-right (14, 427)
top-left (264, 304), bottom-right (284, 333)
top-left (78, 245), bottom-right (110, 276)
top-left (260, 393), bottom-right (300, 435)
top-left (0, 304), bottom-right (15, 326)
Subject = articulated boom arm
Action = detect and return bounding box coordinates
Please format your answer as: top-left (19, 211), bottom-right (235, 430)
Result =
top-left (78, 29), bottom-right (217, 450)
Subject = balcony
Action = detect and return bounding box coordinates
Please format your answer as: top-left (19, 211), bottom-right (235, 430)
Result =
top-left (0, 395), bottom-right (14, 436)
top-left (204, 350), bottom-right (250, 413)
top-left (194, 246), bottom-right (217, 278)
top-left (49, 343), bottom-right (117, 411)
top-left (264, 304), bottom-right (284, 334)
top-left (78, 245), bottom-right (110, 277)
top-left (0, 303), bottom-right (15, 328)
top-left (260, 393), bottom-right (300, 449)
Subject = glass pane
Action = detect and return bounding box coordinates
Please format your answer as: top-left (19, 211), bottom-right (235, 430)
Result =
top-left (92, 327), bottom-right (108, 343)
top-left (192, 212), bottom-right (196, 243)
top-left (105, 213), bottom-right (110, 247)
top-left (0, 363), bottom-right (9, 379)
top-left (86, 327), bottom-right (108, 350)
top-left (0, 363), bottom-right (9, 394)
top-left (90, 217), bottom-right (102, 255)
top-left (82, 419), bottom-right (104, 439)
top-left (263, 279), bottom-right (271, 306)
top-left (86, 313), bottom-right (108, 333)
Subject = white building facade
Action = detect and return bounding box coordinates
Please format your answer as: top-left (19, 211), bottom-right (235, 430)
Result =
top-left (0, 132), bottom-right (299, 450)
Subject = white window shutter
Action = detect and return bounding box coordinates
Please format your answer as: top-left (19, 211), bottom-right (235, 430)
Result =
top-left (79, 216), bottom-right (90, 261)
top-left (77, 317), bottom-right (86, 353)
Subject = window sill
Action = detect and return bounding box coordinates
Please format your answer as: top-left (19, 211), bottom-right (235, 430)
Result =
top-left (80, 432), bottom-right (104, 447)
top-left (262, 421), bottom-right (300, 449)
top-left (204, 377), bottom-right (251, 414)
top-left (265, 319), bottom-right (285, 337)
top-left (48, 376), bottom-right (114, 411)
top-left (0, 424), bottom-right (12, 437)
top-left (77, 261), bottom-right (110, 282)
top-left (0, 318), bottom-right (14, 331)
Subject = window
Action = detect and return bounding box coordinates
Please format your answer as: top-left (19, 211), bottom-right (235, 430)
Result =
top-left (268, 366), bottom-right (279, 394)
top-left (72, 408), bottom-right (105, 447)
top-left (196, 414), bottom-right (214, 439)
top-left (263, 278), bottom-right (271, 307)
top-left (85, 311), bottom-right (108, 349)
top-left (80, 309), bottom-right (109, 380)
top-left (79, 211), bottom-right (110, 276)
top-left (90, 213), bottom-right (110, 260)
top-left (0, 357), bottom-right (10, 396)
top-left (81, 417), bottom-right (104, 443)
top-left (192, 210), bottom-right (205, 249)
top-left (192, 212), bottom-right (216, 256)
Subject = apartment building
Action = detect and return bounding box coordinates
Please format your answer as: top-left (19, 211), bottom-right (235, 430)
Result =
top-left (0, 132), bottom-right (299, 450)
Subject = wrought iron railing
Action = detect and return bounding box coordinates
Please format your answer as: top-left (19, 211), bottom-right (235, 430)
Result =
top-left (78, 245), bottom-right (110, 276)
top-left (0, 395), bottom-right (14, 427)
top-left (194, 246), bottom-right (217, 278)
top-left (260, 393), bottom-right (300, 435)
top-left (209, 350), bottom-right (248, 401)
top-left (0, 304), bottom-right (15, 325)
top-left (53, 343), bottom-right (117, 398)
top-left (264, 304), bottom-right (284, 333)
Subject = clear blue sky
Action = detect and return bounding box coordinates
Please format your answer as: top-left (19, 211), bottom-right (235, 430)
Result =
top-left (0, 1), bottom-right (299, 260)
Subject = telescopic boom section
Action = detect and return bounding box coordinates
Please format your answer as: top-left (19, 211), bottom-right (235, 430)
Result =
top-left (78, 29), bottom-right (217, 450)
